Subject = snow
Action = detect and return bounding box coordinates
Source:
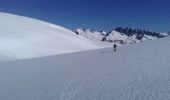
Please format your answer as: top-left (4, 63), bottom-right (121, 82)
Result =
top-left (76, 28), bottom-right (159, 47)
top-left (75, 28), bottom-right (105, 41)
top-left (0, 12), bottom-right (98, 61)
top-left (160, 32), bottom-right (169, 36)
top-left (75, 28), bottom-right (164, 47)
top-left (75, 29), bottom-right (113, 47)
top-left (107, 30), bottom-right (127, 41)
top-left (0, 36), bottom-right (170, 100)
top-left (143, 34), bottom-right (157, 40)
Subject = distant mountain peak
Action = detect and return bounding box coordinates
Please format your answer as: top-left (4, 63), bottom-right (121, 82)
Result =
top-left (73, 27), bottom-right (169, 45)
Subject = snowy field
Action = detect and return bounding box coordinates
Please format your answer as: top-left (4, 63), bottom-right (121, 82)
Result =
top-left (0, 36), bottom-right (170, 100)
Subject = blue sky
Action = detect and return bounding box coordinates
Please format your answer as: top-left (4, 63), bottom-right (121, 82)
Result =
top-left (0, 0), bottom-right (170, 32)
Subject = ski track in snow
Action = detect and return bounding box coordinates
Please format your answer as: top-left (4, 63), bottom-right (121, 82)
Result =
top-left (0, 37), bottom-right (170, 100)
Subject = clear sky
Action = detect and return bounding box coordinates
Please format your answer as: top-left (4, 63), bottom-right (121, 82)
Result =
top-left (0, 0), bottom-right (170, 32)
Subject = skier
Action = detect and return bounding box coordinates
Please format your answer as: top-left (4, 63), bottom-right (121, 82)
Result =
top-left (113, 44), bottom-right (117, 52)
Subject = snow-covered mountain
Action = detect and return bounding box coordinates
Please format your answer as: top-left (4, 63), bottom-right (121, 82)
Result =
top-left (74, 27), bottom-right (169, 45)
top-left (74, 28), bottom-right (106, 41)
top-left (0, 12), bottom-right (98, 61)
top-left (0, 36), bottom-right (170, 100)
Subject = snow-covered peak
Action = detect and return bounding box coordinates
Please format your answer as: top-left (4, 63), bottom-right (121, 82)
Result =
top-left (0, 12), bottom-right (98, 61)
top-left (75, 28), bottom-right (105, 41)
top-left (160, 32), bottom-right (169, 36)
top-left (107, 30), bottom-right (127, 41)
top-left (100, 31), bottom-right (107, 36)
top-left (74, 27), bottom-right (169, 46)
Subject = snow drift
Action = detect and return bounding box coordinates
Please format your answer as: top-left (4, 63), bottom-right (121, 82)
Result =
top-left (0, 12), bottom-right (98, 61)
top-left (0, 36), bottom-right (170, 100)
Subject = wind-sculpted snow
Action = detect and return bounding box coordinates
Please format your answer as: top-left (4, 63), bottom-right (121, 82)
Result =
top-left (0, 37), bottom-right (170, 100)
top-left (0, 12), bottom-right (98, 61)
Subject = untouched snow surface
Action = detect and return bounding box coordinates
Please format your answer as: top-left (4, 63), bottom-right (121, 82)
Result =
top-left (0, 12), bottom-right (98, 61)
top-left (0, 37), bottom-right (170, 100)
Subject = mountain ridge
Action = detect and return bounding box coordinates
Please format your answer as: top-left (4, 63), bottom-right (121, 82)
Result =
top-left (73, 27), bottom-right (169, 45)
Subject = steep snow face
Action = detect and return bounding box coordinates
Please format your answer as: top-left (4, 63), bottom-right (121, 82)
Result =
top-left (0, 37), bottom-right (170, 100)
top-left (0, 12), bottom-right (98, 61)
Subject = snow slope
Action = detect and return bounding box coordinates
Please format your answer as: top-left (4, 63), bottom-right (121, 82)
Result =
top-left (0, 12), bottom-right (98, 61)
top-left (0, 36), bottom-right (170, 100)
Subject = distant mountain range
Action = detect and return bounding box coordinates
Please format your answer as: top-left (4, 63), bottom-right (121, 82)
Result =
top-left (73, 27), bottom-right (169, 45)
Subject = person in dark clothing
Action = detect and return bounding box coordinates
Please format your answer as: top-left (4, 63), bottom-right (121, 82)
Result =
top-left (113, 44), bottom-right (117, 52)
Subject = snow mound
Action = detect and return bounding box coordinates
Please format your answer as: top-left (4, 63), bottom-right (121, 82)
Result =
top-left (0, 12), bottom-right (98, 61)
top-left (0, 36), bottom-right (170, 100)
